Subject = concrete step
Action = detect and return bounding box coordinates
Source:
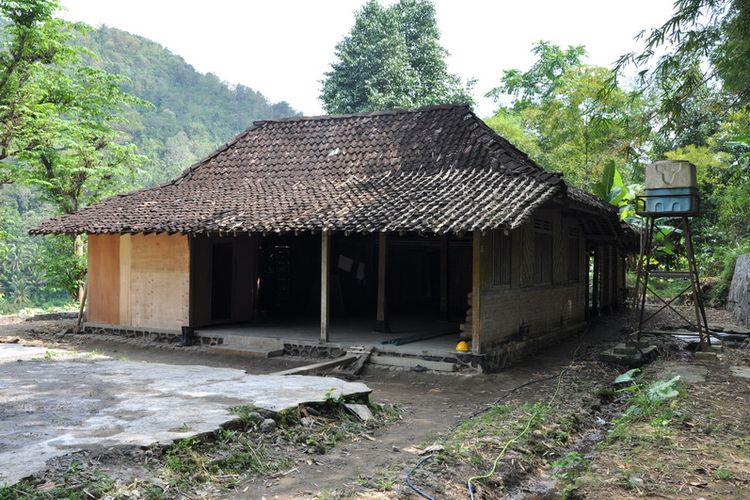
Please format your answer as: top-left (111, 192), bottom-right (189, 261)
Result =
top-left (206, 345), bottom-right (284, 358)
top-left (200, 334), bottom-right (285, 350)
top-left (368, 354), bottom-right (456, 372)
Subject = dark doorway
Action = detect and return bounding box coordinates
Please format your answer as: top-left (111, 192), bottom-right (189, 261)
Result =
top-left (257, 234), bottom-right (320, 319)
top-left (387, 234), bottom-right (472, 322)
top-left (211, 242), bottom-right (234, 321)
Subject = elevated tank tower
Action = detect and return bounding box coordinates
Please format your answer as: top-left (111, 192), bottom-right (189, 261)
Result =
top-left (632, 160), bottom-right (710, 351)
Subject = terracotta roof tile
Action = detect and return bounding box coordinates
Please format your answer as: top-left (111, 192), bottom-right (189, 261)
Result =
top-left (31, 104), bottom-right (611, 235)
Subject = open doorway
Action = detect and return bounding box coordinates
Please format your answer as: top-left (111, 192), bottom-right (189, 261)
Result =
top-left (189, 235), bottom-right (258, 328)
top-left (387, 234), bottom-right (471, 324)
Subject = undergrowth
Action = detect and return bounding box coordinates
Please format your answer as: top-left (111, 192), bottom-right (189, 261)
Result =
top-left (1, 399), bottom-right (401, 499)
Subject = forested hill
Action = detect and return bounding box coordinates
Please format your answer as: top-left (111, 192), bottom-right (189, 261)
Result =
top-left (79, 26), bottom-right (299, 185)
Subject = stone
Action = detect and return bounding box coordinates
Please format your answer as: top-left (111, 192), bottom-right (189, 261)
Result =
top-left (247, 411), bottom-right (263, 424)
top-left (728, 254), bottom-right (750, 326)
top-left (693, 351), bottom-right (719, 361)
top-left (730, 366), bottom-right (750, 379)
top-left (344, 403), bottom-right (373, 421)
top-left (260, 419), bottom-right (276, 433)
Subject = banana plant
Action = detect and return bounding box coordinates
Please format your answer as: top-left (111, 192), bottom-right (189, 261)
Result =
top-left (593, 159), bottom-right (679, 262)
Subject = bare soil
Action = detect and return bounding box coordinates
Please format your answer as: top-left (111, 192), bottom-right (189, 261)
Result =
top-left (1, 308), bottom-right (749, 499)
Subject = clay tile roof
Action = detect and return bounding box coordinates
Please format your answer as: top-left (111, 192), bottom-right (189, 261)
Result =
top-left (31, 104), bottom-right (612, 235)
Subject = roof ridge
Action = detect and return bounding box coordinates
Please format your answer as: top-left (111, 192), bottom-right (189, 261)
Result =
top-left (461, 108), bottom-right (567, 187)
top-left (252, 103), bottom-right (470, 125)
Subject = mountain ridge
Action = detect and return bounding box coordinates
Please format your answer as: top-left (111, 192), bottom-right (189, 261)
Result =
top-left (78, 25), bottom-right (300, 185)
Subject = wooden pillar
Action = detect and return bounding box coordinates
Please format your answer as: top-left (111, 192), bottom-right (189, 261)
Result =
top-left (584, 249), bottom-right (591, 323)
top-left (602, 245), bottom-right (613, 313)
top-left (471, 230), bottom-right (481, 353)
top-left (591, 248), bottom-right (600, 316)
top-left (320, 230), bottom-right (330, 342)
top-left (375, 232), bottom-right (390, 332)
top-left (439, 234), bottom-right (448, 317)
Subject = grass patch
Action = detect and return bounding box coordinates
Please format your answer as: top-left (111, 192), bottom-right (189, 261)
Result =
top-left (0, 464), bottom-right (117, 500)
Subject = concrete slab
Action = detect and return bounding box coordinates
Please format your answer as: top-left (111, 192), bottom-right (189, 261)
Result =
top-left (0, 344), bottom-right (370, 486)
top-left (730, 366), bottom-right (750, 379)
top-left (694, 351), bottom-right (719, 361)
top-left (600, 344), bottom-right (657, 367)
top-left (658, 361), bottom-right (708, 384)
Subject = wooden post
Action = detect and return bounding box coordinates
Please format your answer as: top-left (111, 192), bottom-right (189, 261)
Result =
top-left (603, 246), bottom-right (613, 313)
top-left (320, 230), bottom-right (330, 342)
top-left (591, 247), bottom-right (601, 316)
top-left (471, 230), bottom-right (481, 353)
top-left (375, 232), bottom-right (390, 332)
top-left (584, 249), bottom-right (591, 323)
top-left (439, 234), bottom-right (448, 317)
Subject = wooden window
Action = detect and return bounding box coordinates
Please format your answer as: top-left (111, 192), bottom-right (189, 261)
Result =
top-left (533, 218), bottom-right (553, 284)
top-left (493, 230), bottom-right (512, 286)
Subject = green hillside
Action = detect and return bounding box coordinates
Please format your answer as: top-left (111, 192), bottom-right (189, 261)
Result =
top-left (79, 26), bottom-right (299, 184)
top-left (0, 25), bottom-right (299, 311)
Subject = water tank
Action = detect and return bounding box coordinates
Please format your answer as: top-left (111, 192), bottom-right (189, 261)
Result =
top-left (644, 160), bottom-right (698, 214)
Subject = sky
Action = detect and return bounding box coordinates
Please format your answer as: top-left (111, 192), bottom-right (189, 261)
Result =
top-left (59, 0), bottom-right (676, 117)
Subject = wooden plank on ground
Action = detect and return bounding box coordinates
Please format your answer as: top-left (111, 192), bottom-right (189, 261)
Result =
top-left (343, 347), bottom-right (373, 375)
top-left (272, 354), bottom-right (359, 376)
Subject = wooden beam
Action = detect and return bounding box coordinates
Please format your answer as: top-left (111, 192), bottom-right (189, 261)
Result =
top-left (320, 230), bottom-right (330, 342)
top-left (471, 230), bottom-right (481, 354)
top-left (272, 354), bottom-right (359, 376)
top-left (375, 232), bottom-right (390, 332)
top-left (440, 235), bottom-right (448, 317)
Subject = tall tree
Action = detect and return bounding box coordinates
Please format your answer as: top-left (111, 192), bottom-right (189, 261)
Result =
top-left (320, 0), bottom-right (472, 113)
top-left (0, 0), bottom-right (79, 180)
top-left (486, 42), bottom-right (650, 189)
top-left (616, 0), bottom-right (750, 127)
top-left (0, 0), bottom-right (146, 299)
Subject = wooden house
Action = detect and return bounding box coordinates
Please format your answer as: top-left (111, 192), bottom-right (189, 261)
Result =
top-left (33, 105), bottom-right (629, 370)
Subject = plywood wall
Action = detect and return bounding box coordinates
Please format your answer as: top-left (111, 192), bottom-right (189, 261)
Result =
top-left (125, 234), bottom-right (189, 331)
top-left (88, 234), bottom-right (120, 324)
top-left (87, 233), bottom-right (190, 332)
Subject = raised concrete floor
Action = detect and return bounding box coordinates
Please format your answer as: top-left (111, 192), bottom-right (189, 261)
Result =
top-left (196, 316), bottom-right (462, 358)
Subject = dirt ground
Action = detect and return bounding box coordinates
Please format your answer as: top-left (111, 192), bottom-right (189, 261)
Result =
top-left (1, 307), bottom-right (749, 499)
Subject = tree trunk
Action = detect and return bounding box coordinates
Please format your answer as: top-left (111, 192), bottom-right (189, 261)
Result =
top-left (74, 234), bottom-right (85, 303)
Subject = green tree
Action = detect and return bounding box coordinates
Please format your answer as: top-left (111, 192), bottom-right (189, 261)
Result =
top-left (320, 0), bottom-right (472, 113)
top-left (486, 42), bottom-right (650, 189)
top-left (616, 0), bottom-right (750, 127)
top-left (0, 0), bottom-right (147, 300)
top-left (0, 0), bottom-right (79, 181)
